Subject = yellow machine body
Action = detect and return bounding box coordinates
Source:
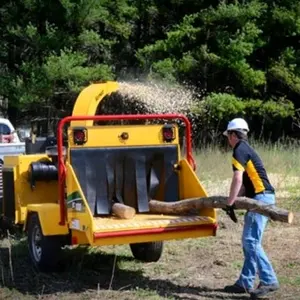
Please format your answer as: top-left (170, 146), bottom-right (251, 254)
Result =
top-left (1, 81), bottom-right (217, 249)
top-left (2, 154), bottom-right (69, 235)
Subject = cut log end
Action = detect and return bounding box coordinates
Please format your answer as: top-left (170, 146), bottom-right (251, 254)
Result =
top-left (288, 212), bottom-right (294, 224)
top-left (112, 203), bottom-right (136, 219)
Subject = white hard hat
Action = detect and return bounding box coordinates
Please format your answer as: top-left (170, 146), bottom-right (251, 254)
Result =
top-left (223, 118), bottom-right (249, 136)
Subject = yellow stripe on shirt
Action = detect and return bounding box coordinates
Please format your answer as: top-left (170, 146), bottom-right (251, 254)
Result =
top-left (245, 160), bottom-right (265, 193)
top-left (232, 157), bottom-right (245, 171)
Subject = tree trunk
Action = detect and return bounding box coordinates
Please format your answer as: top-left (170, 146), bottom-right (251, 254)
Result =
top-left (112, 203), bottom-right (136, 219)
top-left (149, 196), bottom-right (294, 224)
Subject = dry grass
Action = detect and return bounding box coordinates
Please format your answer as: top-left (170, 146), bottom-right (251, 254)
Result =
top-left (1, 143), bottom-right (300, 299)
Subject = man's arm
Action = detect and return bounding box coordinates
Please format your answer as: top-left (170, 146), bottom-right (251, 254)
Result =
top-left (227, 170), bottom-right (243, 206)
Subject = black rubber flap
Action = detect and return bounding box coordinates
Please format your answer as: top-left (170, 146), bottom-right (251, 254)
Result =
top-left (148, 153), bottom-right (164, 199)
top-left (135, 155), bottom-right (149, 212)
top-left (70, 145), bottom-right (179, 215)
top-left (123, 155), bottom-right (137, 208)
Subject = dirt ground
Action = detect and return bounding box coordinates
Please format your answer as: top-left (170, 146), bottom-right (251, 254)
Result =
top-left (0, 175), bottom-right (300, 300)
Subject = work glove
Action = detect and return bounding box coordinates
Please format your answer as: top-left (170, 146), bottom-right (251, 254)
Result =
top-left (222, 203), bottom-right (238, 223)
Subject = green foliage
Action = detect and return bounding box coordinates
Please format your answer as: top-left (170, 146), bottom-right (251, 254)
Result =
top-left (0, 0), bottom-right (299, 140)
top-left (137, 1), bottom-right (267, 94)
top-left (202, 93), bottom-right (246, 119)
top-left (0, 0), bottom-right (131, 113)
top-left (269, 48), bottom-right (300, 95)
top-left (44, 49), bottom-right (113, 91)
top-left (190, 92), bottom-right (294, 143)
top-left (150, 59), bottom-right (177, 83)
top-left (200, 93), bottom-right (294, 119)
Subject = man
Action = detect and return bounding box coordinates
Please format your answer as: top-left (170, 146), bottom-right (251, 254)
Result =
top-left (222, 118), bottom-right (280, 298)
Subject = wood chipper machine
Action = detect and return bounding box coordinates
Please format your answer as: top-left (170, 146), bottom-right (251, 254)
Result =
top-left (0, 81), bottom-right (217, 272)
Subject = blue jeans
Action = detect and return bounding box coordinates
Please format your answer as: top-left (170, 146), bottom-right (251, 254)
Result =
top-left (236, 192), bottom-right (279, 289)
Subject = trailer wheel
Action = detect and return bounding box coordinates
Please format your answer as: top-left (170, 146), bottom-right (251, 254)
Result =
top-left (27, 213), bottom-right (63, 272)
top-left (130, 241), bottom-right (163, 262)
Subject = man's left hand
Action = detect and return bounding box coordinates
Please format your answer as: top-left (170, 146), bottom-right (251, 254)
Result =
top-left (222, 203), bottom-right (238, 223)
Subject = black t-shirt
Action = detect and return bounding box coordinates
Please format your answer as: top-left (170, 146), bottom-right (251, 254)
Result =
top-left (232, 140), bottom-right (274, 197)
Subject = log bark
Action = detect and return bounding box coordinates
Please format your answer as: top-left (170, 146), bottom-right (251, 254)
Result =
top-left (149, 196), bottom-right (294, 224)
top-left (112, 203), bottom-right (136, 219)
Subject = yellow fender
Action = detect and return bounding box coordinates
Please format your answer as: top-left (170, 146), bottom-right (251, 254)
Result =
top-left (24, 203), bottom-right (69, 236)
top-left (71, 81), bottom-right (119, 127)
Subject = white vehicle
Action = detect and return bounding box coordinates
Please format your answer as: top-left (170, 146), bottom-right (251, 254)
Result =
top-left (0, 118), bottom-right (25, 164)
top-left (0, 118), bottom-right (26, 202)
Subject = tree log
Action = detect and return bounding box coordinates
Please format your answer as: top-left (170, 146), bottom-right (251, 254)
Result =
top-left (149, 196), bottom-right (294, 224)
top-left (112, 203), bottom-right (136, 219)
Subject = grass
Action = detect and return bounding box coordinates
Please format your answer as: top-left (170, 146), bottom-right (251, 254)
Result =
top-left (1, 141), bottom-right (300, 299)
top-left (195, 140), bottom-right (300, 180)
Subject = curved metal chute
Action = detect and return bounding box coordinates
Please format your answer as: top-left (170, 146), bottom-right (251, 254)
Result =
top-left (71, 81), bottom-right (119, 127)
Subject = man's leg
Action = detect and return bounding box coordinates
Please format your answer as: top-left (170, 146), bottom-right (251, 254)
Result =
top-left (256, 234), bottom-right (279, 286)
top-left (224, 212), bottom-right (256, 294)
top-left (235, 211), bottom-right (259, 290)
top-left (250, 193), bottom-right (279, 298)
top-left (224, 193), bottom-right (279, 295)
top-left (251, 243), bottom-right (279, 298)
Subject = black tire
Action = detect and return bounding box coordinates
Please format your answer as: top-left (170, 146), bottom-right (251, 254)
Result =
top-left (27, 212), bottom-right (64, 272)
top-left (130, 241), bottom-right (163, 262)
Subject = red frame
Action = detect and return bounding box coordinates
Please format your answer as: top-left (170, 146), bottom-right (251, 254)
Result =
top-left (57, 114), bottom-right (196, 225)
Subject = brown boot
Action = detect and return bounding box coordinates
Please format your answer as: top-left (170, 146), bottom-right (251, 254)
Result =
top-left (250, 283), bottom-right (279, 299)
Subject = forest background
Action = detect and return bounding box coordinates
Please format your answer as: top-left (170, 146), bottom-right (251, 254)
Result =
top-left (0, 0), bottom-right (299, 145)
